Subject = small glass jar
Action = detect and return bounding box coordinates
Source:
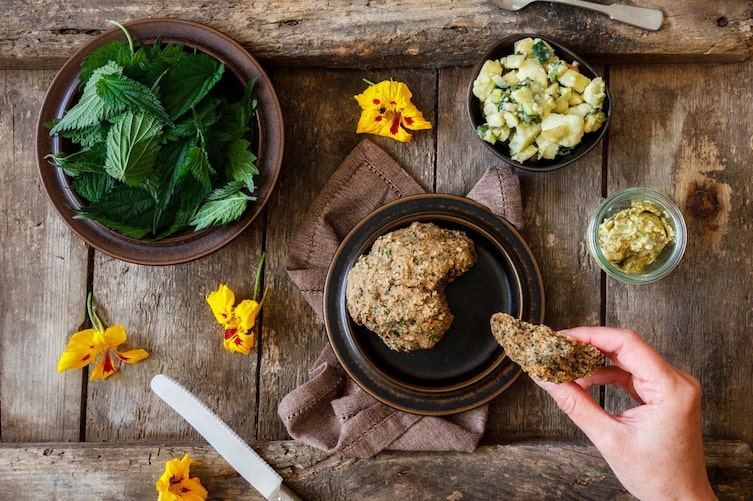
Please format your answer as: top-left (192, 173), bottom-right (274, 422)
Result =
top-left (586, 188), bottom-right (687, 284)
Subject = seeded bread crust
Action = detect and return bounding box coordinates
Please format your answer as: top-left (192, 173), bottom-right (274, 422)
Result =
top-left (490, 312), bottom-right (604, 383)
top-left (346, 222), bottom-right (476, 352)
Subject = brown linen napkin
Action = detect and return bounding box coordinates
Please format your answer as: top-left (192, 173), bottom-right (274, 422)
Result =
top-left (279, 139), bottom-right (523, 458)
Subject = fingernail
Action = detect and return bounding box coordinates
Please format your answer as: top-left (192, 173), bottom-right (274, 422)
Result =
top-left (533, 378), bottom-right (557, 391)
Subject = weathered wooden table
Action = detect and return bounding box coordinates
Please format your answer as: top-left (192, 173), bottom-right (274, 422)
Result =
top-left (1, 1), bottom-right (752, 499)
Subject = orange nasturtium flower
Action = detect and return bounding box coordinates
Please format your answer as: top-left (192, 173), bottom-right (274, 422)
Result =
top-left (155, 454), bottom-right (208, 501)
top-left (354, 79), bottom-right (432, 142)
top-left (57, 293), bottom-right (149, 381)
top-left (206, 253), bottom-right (268, 355)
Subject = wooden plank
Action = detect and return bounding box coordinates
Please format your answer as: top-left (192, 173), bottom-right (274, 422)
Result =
top-left (0, 69), bottom-right (89, 442)
top-left (604, 58), bottom-right (753, 447)
top-left (258, 67), bottom-right (437, 440)
top-left (0, 440), bottom-right (750, 499)
top-left (84, 231), bottom-right (266, 442)
top-left (1, 1), bottom-right (751, 70)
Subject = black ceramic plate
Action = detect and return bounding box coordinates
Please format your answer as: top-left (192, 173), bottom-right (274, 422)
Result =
top-left (323, 194), bottom-right (545, 415)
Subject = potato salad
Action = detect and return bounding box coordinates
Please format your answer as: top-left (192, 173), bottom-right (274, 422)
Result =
top-left (472, 37), bottom-right (607, 163)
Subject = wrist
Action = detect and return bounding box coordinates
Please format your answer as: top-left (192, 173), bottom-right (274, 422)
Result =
top-left (675, 478), bottom-right (717, 501)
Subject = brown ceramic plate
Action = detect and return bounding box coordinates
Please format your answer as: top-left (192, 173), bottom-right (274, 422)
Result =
top-left (35, 18), bottom-right (284, 265)
top-left (323, 194), bottom-right (545, 415)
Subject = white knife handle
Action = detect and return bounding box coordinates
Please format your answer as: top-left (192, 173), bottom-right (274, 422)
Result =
top-left (268, 483), bottom-right (303, 501)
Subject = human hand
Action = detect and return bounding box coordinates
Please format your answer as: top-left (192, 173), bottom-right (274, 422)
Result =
top-left (536, 326), bottom-right (717, 501)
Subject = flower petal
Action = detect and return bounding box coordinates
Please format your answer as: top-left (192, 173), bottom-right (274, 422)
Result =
top-left (235, 299), bottom-right (261, 331)
top-left (114, 348), bottom-right (150, 364)
top-left (57, 329), bottom-right (101, 372)
top-left (156, 454), bottom-right (207, 500)
top-left (89, 349), bottom-right (117, 380)
top-left (399, 104), bottom-right (433, 131)
top-left (100, 324), bottom-right (128, 348)
top-left (387, 80), bottom-right (414, 106)
top-left (386, 120), bottom-right (415, 142)
top-left (354, 83), bottom-right (385, 110)
top-left (206, 285), bottom-right (236, 326)
top-left (173, 477), bottom-right (209, 501)
top-left (223, 329), bottom-right (255, 355)
top-left (356, 109), bottom-right (388, 135)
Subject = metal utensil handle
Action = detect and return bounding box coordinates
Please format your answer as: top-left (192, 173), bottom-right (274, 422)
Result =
top-left (550, 0), bottom-right (664, 31)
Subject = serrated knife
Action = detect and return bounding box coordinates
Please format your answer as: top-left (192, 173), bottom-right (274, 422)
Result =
top-left (151, 374), bottom-right (302, 501)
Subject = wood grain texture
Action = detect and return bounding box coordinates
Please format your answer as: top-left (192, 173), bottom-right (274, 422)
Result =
top-left (604, 60), bottom-right (753, 447)
top-left (0, 440), bottom-right (750, 500)
top-left (258, 67), bottom-right (437, 440)
top-left (0, 69), bottom-right (89, 442)
top-left (85, 230), bottom-right (266, 442)
top-left (0, 1), bottom-right (751, 70)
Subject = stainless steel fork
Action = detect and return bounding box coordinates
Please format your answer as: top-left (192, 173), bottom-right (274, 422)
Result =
top-left (489, 0), bottom-right (664, 31)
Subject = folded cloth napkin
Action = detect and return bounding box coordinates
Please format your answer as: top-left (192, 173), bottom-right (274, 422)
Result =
top-left (279, 139), bottom-right (523, 458)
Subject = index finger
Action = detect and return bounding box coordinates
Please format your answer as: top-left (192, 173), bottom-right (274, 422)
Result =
top-left (559, 326), bottom-right (672, 381)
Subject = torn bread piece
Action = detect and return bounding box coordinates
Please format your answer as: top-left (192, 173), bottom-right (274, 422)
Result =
top-left (490, 312), bottom-right (604, 383)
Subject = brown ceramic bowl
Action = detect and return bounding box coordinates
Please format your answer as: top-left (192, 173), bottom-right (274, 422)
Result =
top-left (467, 34), bottom-right (611, 172)
top-left (36, 18), bottom-right (284, 265)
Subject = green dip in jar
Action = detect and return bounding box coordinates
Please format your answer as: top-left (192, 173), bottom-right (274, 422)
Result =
top-left (597, 201), bottom-right (675, 273)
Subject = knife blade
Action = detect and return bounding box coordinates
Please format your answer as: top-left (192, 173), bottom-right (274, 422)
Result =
top-left (150, 374), bottom-right (302, 501)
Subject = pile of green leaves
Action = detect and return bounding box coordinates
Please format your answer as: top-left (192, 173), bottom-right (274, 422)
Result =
top-left (46, 21), bottom-right (260, 239)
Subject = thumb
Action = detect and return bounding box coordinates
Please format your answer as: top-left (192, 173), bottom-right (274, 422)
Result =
top-left (537, 380), bottom-right (618, 444)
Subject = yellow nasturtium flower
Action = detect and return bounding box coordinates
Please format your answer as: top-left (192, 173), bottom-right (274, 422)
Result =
top-left (156, 454), bottom-right (208, 501)
top-left (57, 293), bottom-right (149, 381)
top-left (207, 253), bottom-right (268, 355)
top-left (354, 79), bottom-right (432, 142)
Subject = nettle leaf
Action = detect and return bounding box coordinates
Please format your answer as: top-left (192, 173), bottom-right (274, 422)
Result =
top-left (167, 96), bottom-right (222, 140)
top-left (161, 52), bottom-right (225, 120)
top-left (212, 77), bottom-right (258, 144)
top-left (50, 62), bottom-right (127, 135)
top-left (155, 42), bottom-right (185, 66)
top-left (47, 24), bottom-right (262, 238)
top-left (71, 172), bottom-right (117, 203)
top-left (185, 145), bottom-right (215, 189)
top-left (104, 111), bottom-right (163, 186)
top-left (213, 102), bottom-right (250, 145)
top-left (45, 142), bottom-right (107, 175)
top-left (226, 138), bottom-right (258, 192)
top-left (133, 41), bottom-right (182, 90)
top-left (170, 174), bottom-right (211, 234)
top-left (95, 72), bottom-right (171, 124)
top-left (155, 206), bottom-right (194, 239)
top-left (152, 137), bottom-right (192, 233)
top-left (56, 121), bottom-right (110, 148)
top-left (75, 184), bottom-right (156, 239)
top-left (205, 180), bottom-right (246, 201)
top-left (79, 41), bottom-right (131, 84)
top-left (190, 191), bottom-right (254, 231)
